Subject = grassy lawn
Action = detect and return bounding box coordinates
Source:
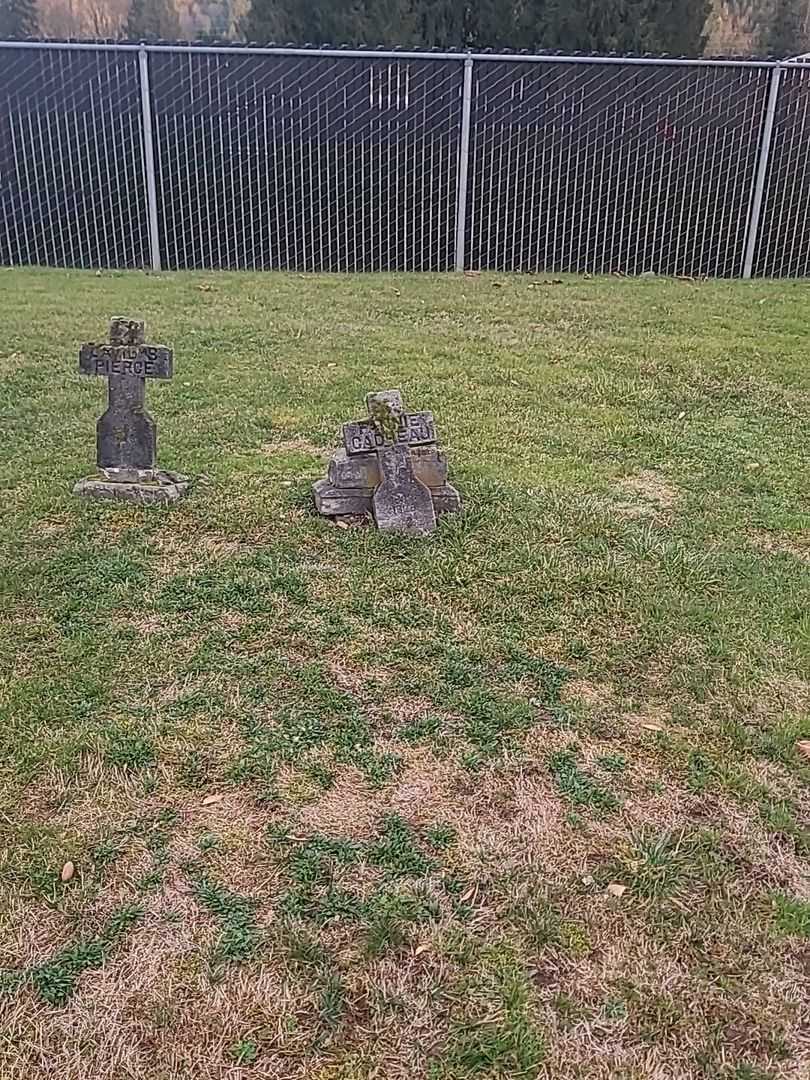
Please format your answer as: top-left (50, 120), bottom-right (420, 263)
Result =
top-left (0, 267), bottom-right (809, 1080)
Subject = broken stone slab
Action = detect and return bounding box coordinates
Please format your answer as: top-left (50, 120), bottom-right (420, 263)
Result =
top-left (373, 439), bottom-right (436, 535)
top-left (327, 444), bottom-right (450, 490)
top-left (73, 470), bottom-right (190, 505)
top-left (313, 480), bottom-right (460, 519)
top-left (313, 389), bottom-right (461, 533)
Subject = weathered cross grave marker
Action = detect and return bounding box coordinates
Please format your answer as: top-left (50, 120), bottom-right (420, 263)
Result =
top-left (313, 390), bottom-right (461, 534)
top-left (73, 317), bottom-right (189, 504)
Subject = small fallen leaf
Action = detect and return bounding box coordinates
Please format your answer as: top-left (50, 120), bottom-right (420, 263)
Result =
top-left (641, 722), bottom-right (664, 732)
top-left (677, 410), bottom-right (686, 420)
top-left (606, 883), bottom-right (627, 898)
top-left (197, 283), bottom-right (213, 292)
top-left (581, 875), bottom-right (595, 887)
top-left (460, 886), bottom-right (476, 903)
top-left (281, 481), bottom-right (293, 488)
top-left (202, 793), bottom-right (225, 806)
top-left (335, 519), bottom-right (350, 530)
top-left (60, 861), bottom-right (75, 883)
top-left (796, 740), bottom-right (810, 761)
top-left (414, 943), bottom-right (430, 956)
top-left (327, 363), bottom-right (337, 369)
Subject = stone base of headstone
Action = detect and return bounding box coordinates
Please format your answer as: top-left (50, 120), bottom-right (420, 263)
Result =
top-left (313, 479), bottom-right (461, 520)
top-left (327, 445), bottom-right (451, 490)
top-left (73, 470), bottom-right (190, 505)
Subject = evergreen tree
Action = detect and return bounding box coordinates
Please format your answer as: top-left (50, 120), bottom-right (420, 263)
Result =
top-left (765, 0), bottom-right (805, 55)
top-left (0, 0), bottom-right (38, 38)
top-left (529, 0), bottom-right (643, 52)
top-left (125, 0), bottom-right (181, 40)
top-left (530, 0), bottom-right (709, 54)
top-left (241, 0), bottom-right (712, 56)
top-left (463, 0), bottom-right (528, 49)
top-left (417, 1), bottom-right (466, 49)
top-left (242, 0), bottom-right (419, 46)
top-left (644, 0), bottom-right (711, 55)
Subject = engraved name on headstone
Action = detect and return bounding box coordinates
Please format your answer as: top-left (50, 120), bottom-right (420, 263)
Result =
top-left (343, 411), bottom-right (436, 456)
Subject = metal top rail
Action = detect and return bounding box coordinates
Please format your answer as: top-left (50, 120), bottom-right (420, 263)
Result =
top-left (0, 38), bottom-right (801, 69)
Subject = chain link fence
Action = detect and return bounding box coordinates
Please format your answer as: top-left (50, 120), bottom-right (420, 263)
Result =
top-left (0, 44), bottom-right (150, 267)
top-left (1, 41), bottom-right (808, 277)
top-left (148, 50), bottom-right (462, 270)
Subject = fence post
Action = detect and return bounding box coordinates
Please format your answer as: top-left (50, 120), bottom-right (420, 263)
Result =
top-left (137, 46), bottom-right (162, 272)
top-left (454, 55), bottom-right (474, 272)
top-left (742, 63), bottom-right (782, 280)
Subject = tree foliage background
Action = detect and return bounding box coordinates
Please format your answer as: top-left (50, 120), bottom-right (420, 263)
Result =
top-left (4, 0), bottom-right (809, 57)
top-left (241, 0), bottom-right (713, 55)
top-left (0, 0), bottom-right (39, 37)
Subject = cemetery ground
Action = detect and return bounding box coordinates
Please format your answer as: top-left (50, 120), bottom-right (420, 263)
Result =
top-left (0, 267), bottom-right (809, 1080)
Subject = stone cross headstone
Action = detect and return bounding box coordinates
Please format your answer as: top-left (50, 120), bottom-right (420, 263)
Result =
top-left (313, 389), bottom-right (461, 533)
top-left (73, 317), bottom-right (189, 504)
top-left (354, 390), bottom-right (436, 536)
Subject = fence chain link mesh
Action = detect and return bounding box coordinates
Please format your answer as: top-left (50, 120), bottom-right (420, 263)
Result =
top-left (148, 51), bottom-right (462, 270)
top-left (753, 63), bottom-right (810, 278)
top-left (0, 43), bottom-right (807, 277)
top-left (465, 60), bottom-right (772, 276)
top-left (0, 44), bottom-right (149, 268)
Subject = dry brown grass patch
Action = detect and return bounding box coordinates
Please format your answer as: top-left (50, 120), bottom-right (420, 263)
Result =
top-left (295, 770), bottom-right (386, 841)
top-left (150, 529), bottom-right (246, 572)
top-left (112, 611), bottom-right (174, 636)
top-left (260, 436), bottom-right (327, 458)
top-left (31, 516), bottom-right (72, 539)
top-left (325, 655), bottom-right (393, 698)
top-left (751, 529), bottom-right (810, 565)
top-left (614, 469), bottom-right (679, 518)
top-left (562, 679), bottom-right (618, 712)
top-left (757, 673), bottom-right (810, 714)
top-left (0, 904), bottom-right (73, 969)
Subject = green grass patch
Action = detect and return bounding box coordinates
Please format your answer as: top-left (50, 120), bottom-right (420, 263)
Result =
top-left (188, 874), bottom-right (263, 971)
top-left (547, 746), bottom-right (620, 811)
top-left (771, 894), bottom-right (810, 938)
top-left (431, 949), bottom-right (545, 1078)
top-left (2, 904), bottom-right (143, 1005)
